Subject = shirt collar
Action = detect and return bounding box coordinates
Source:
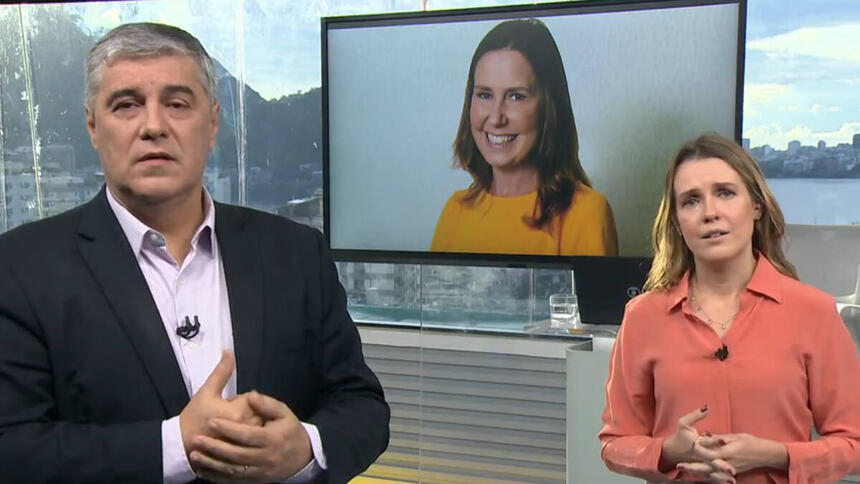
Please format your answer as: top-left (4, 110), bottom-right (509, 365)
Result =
top-left (665, 254), bottom-right (784, 313)
top-left (106, 186), bottom-right (216, 257)
top-left (744, 255), bottom-right (784, 304)
top-left (666, 271), bottom-right (692, 312)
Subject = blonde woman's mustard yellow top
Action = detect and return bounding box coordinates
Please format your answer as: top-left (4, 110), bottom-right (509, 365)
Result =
top-left (430, 183), bottom-right (618, 256)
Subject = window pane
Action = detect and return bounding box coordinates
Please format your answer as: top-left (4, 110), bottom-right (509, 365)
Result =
top-left (0, 0), bottom-right (580, 336)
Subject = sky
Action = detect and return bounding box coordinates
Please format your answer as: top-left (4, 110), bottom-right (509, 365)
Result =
top-left (742, 0), bottom-right (860, 149)
top-left (66, 0), bottom-right (550, 100)
top-left (23, 0), bottom-right (860, 149)
top-left (69, 0), bottom-right (433, 100)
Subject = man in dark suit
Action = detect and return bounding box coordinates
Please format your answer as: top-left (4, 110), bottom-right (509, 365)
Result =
top-left (0, 22), bottom-right (388, 484)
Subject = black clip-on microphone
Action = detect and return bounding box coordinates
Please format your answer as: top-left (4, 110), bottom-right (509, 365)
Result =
top-left (176, 315), bottom-right (201, 340)
top-left (714, 343), bottom-right (729, 361)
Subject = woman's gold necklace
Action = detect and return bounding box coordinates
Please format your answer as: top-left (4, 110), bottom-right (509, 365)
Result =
top-left (689, 290), bottom-right (737, 330)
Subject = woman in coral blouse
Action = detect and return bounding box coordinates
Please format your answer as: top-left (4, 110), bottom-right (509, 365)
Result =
top-left (599, 134), bottom-right (860, 483)
top-left (429, 18), bottom-right (617, 256)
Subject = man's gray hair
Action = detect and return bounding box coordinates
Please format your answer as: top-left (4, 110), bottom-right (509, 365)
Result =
top-left (85, 22), bottom-right (218, 109)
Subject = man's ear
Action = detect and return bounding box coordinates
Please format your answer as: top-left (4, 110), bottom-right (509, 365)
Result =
top-left (208, 100), bottom-right (220, 150)
top-left (85, 105), bottom-right (98, 149)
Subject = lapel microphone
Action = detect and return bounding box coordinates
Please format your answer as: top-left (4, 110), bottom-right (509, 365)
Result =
top-left (176, 315), bottom-right (201, 340)
top-left (714, 343), bottom-right (729, 361)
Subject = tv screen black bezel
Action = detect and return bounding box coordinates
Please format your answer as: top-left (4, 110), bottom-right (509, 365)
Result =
top-left (321, 0), bottom-right (747, 323)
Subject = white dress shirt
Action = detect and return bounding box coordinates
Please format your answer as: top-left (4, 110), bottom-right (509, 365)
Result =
top-left (106, 188), bottom-right (326, 483)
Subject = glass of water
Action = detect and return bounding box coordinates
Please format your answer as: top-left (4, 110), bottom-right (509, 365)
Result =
top-left (549, 293), bottom-right (580, 329)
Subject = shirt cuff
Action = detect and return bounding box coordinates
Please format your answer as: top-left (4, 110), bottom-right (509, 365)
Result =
top-left (302, 422), bottom-right (327, 470)
top-left (162, 416), bottom-right (197, 484)
top-left (281, 422), bottom-right (327, 483)
top-left (645, 436), bottom-right (685, 481)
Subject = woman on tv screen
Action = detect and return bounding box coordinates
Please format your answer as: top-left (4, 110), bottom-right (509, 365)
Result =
top-left (430, 18), bottom-right (618, 256)
top-left (599, 134), bottom-right (860, 483)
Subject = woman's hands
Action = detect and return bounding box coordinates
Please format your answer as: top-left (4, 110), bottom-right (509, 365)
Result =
top-left (661, 405), bottom-right (789, 482)
top-left (660, 405), bottom-right (737, 483)
top-left (693, 433), bottom-right (789, 475)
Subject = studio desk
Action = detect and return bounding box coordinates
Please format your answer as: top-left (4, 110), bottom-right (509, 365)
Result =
top-left (355, 323), bottom-right (860, 484)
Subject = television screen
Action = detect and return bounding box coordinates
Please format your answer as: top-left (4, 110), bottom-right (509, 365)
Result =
top-left (323, 0), bottom-right (745, 323)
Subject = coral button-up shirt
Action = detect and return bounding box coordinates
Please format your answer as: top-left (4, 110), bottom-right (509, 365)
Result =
top-left (599, 256), bottom-right (860, 483)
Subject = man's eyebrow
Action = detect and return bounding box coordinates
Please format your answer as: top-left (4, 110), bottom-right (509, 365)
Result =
top-left (162, 85), bottom-right (196, 99)
top-left (103, 88), bottom-right (140, 108)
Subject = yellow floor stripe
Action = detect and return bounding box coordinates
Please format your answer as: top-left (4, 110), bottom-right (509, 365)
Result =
top-left (350, 476), bottom-right (413, 484)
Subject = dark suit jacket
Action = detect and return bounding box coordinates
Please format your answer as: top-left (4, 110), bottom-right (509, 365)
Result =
top-left (0, 189), bottom-right (389, 484)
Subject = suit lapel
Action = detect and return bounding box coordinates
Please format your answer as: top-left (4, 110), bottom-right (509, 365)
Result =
top-left (215, 203), bottom-right (264, 393)
top-left (76, 189), bottom-right (189, 416)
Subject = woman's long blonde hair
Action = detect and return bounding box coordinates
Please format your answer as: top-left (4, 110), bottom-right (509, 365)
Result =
top-left (644, 134), bottom-right (797, 291)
